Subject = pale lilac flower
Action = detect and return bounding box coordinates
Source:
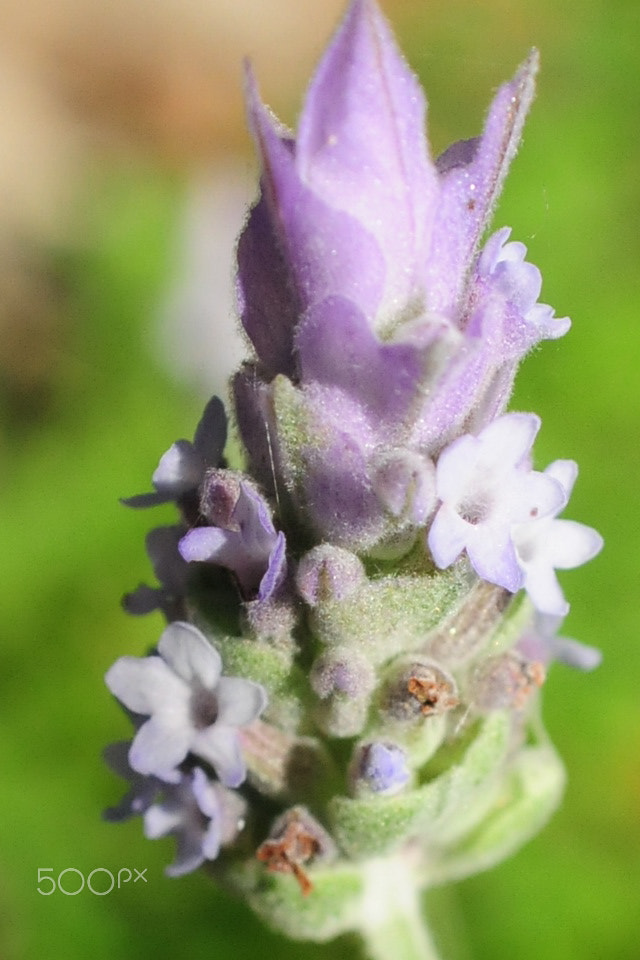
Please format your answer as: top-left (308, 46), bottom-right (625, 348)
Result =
top-left (105, 621), bottom-right (267, 787)
top-left (178, 480), bottom-right (286, 602)
top-left (144, 767), bottom-right (246, 877)
top-left (428, 413), bottom-right (565, 591)
top-left (123, 395), bottom-right (226, 508)
top-left (512, 460), bottom-right (603, 615)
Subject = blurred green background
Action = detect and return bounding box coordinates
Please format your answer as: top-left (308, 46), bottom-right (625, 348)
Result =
top-left (1, 0), bottom-right (638, 958)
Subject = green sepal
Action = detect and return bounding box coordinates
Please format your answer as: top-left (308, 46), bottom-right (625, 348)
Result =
top-left (310, 565), bottom-right (472, 666)
top-left (329, 712), bottom-right (512, 859)
top-left (425, 742), bottom-right (565, 886)
top-left (227, 857), bottom-right (364, 942)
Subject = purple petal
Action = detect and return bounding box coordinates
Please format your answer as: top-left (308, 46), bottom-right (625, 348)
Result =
top-left (236, 194), bottom-right (300, 379)
top-left (146, 525), bottom-right (190, 592)
top-left (192, 395), bottom-right (227, 466)
top-left (297, 0), bottom-right (437, 323)
top-left (152, 440), bottom-right (204, 496)
top-left (179, 526), bottom-right (268, 595)
top-left (295, 295), bottom-right (424, 426)
top-left (179, 525), bottom-right (230, 564)
top-left (553, 637), bottom-right (602, 671)
top-left (258, 530), bottom-right (287, 602)
top-left (122, 584), bottom-right (164, 616)
top-left (242, 66), bottom-right (386, 372)
top-left (102, 742), bottom-right (161, 821)
top-left (428, 51), bottom-right (538, 315)
top-left (234, 482), bottom-right (278, 555)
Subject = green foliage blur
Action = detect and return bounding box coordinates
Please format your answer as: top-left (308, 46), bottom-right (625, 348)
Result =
top-left (1, 1), bottom-right (638, 958)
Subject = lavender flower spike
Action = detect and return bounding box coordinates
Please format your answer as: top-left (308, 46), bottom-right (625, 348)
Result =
top-left (104, 2), bottom-right (603, 956)
top-left (105, 621), bottom-right (267, 787)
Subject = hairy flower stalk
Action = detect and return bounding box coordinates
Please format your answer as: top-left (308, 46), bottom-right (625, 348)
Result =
top-left (103, 2), bottom-right (603, 957)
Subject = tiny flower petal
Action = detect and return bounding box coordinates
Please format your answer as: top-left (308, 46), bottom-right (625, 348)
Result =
top-left (105, 656), bottom-right (188, 717)
top-left (129, 717), bottom-right (191, 782)
top-left (158, 621), bottom-right (222, 689)
top-left (191, 725), bottom-right (246, 789)
top-left (512, 458), bottom-right (603, 614)
top-left (152, 440), bottom-right (205, 496)
top-left (215, 676), bottom-right (268, 728)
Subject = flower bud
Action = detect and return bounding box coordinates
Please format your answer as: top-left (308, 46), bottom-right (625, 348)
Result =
top-left (371, 449), bottom-right (437, 526)
top-left (383, 658), bottom-right (460, 722)
top-left (295, 545), bottom-right (366, 606)
top-left (199, 468), bottom-right (242, 528)
top-left (351, 741), bottom-right (410, 796)
top-left (310, 652), bottom-right (375, 737)
top-left (470, 652), bottom-right (545, 711)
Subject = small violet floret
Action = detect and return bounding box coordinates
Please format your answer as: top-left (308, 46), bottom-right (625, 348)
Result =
top-left (105, 621), bottom-right (267, 787)
top-left (144, 767), bottom-right (246, 877)
top-left (178, 479), bottom-right (286, 602)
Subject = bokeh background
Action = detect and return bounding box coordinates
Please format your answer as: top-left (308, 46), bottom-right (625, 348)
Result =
top-left (1, 0), bottom-right (638, 958)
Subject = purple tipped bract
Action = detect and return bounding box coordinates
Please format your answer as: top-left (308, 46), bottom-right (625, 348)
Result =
top-left (234, 0), bottom-right (568, 551)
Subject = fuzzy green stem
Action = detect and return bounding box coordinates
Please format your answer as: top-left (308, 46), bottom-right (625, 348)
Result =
top-left (358, 855), bottom-right (442, 960)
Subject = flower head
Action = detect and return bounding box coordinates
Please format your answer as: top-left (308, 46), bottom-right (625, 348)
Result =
top-left (105, 621), bottom-right (267, 786)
